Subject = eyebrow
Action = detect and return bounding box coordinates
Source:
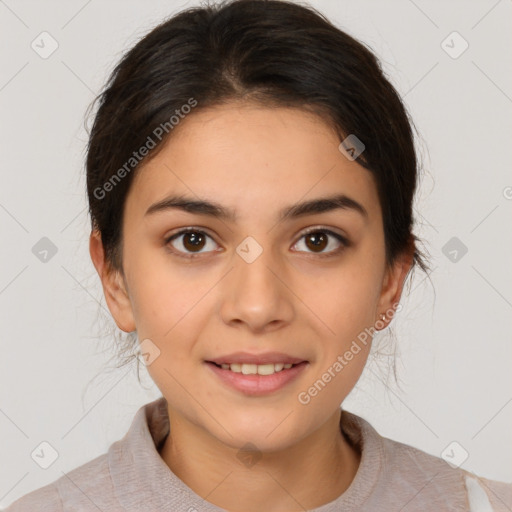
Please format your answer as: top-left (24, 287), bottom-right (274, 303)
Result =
top-left (145, 193), bottom-right (368, 222)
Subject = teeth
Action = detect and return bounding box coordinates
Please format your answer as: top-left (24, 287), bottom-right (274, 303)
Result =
top-left (242, 364), bottom-right (257, 375)
top-left (218, 362), bottom-right (296, 375)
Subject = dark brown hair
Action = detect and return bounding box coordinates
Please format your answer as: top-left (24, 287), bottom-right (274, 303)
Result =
top-left (85, 0), bottom-right (432, 382)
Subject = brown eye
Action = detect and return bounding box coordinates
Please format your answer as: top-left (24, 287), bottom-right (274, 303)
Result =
top-left (305, 232), bottom-right (328, 252)
top-left (182, 232), bottom-right (206, 251)
top-left (166, 229), bottom-right (218, 257)
top-left (293, 228), bottom-right (348, 256)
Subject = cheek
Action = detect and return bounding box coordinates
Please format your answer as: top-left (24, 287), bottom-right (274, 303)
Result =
top-left (306, 258), bottom-right (381, 386)
top-left (309, 265), bottom-right (381, 334)
top-left (301, 331), bottom-right (372, 416)
top-left (124, 245), bottom-right (207, 336)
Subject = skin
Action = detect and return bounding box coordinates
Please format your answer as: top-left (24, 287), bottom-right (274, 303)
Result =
top-left (90, 101), bottom-right (413, 512)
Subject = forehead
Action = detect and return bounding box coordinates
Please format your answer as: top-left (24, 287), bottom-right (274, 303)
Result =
top-left (126, 103), bottom-right (380, 224)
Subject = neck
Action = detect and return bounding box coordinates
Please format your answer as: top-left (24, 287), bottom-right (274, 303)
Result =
top-left (159, 407), bottom-right (361, 512)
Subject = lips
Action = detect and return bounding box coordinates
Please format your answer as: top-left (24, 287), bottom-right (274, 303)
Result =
top-left (205, 360), bottom-right (309, 395)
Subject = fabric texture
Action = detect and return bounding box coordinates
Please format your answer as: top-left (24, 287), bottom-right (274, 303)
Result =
top-left (3, 396), bottom-right (511, 511)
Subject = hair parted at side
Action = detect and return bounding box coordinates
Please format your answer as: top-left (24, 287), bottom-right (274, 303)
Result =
top-left (84, 0), bottom-right (433, 385)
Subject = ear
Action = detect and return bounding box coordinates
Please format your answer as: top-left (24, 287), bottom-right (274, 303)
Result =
top-left (376, 243), bottom-right (414, 327)
top-left (89, 230), bottom-right (136, 333)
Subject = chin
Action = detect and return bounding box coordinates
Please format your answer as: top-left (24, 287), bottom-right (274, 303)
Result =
top-left (207, 414), bottom-right (305, 452)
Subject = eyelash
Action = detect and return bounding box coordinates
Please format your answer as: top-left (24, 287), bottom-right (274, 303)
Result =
top-left (164, 227), bottom-right (350, 259)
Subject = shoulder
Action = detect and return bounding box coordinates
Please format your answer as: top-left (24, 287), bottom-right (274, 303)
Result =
top-left (380, 433), bottom-right (512, 511)
top-left (343, 411), bottom-right (512, 511)
top-left (1, 484), bottom-right (62, 512)
top-left (2, 452), bottom-right (114, 512)
top-left (462, 472), bottom-right (512, 512)
top-left (3, 398), bottom-right (166, 512)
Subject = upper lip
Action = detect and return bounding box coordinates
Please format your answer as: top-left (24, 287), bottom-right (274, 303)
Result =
top-left (207, 351), bottom-right (307, 365)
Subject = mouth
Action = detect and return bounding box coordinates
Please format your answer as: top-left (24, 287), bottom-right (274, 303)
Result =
top-left (206, 361), bottom-right (303, 376)
top-left (204, 358), bottom-right (309, 396)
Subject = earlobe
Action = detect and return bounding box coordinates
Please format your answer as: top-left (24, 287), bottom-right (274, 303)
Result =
top-left (89, 230), bottom-right (136, 333)
top-left (376, 250), bottom-right (414, 326)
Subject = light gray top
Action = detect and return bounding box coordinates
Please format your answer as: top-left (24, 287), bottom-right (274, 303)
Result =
top-left (4, 396), bottom-right (512, 511)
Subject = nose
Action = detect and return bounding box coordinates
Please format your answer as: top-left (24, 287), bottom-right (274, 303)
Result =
top-left (219, 242), bottom-right (294, 334)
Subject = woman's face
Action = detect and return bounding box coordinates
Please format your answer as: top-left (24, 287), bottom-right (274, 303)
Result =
top-left (92, 102), bottom-right (410, 452)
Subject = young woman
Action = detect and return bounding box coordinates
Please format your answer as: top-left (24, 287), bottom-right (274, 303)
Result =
top-left (5, 0), bottom-right (511, 510)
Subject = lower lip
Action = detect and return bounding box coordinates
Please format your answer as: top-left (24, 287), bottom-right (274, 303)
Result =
top-left (205, 361), bottom-right (308, 396)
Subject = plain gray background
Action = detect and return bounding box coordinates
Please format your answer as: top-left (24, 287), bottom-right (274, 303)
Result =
top-left (1, 0), bottom-right (511, 507)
